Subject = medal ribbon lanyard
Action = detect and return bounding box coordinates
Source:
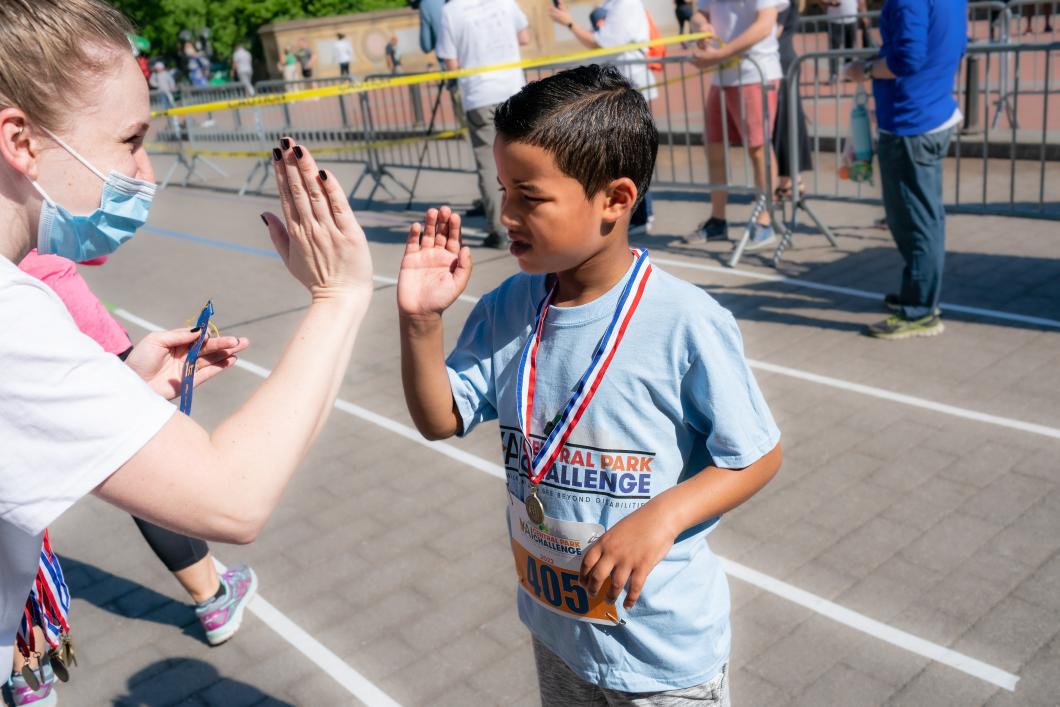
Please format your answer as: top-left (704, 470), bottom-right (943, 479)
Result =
top-left (179, 301), bottom-right (214, 416)
top-left (516, 249), bottom-right (652, 486)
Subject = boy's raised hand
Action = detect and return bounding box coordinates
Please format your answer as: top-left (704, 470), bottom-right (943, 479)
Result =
top-left (397, 206), bottom-right (472, 319)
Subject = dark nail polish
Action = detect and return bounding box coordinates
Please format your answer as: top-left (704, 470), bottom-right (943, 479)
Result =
top-left (260, 214), bottom-right (268, 225)
top-left (319, 170), bottom-right (327, 181)
top-left (272, 148), bottom-right (281, 161)
top-left (280, 138), bottom-right (291, 150)
top-left (191, 327), bottom-right (201, 333)
top-left (293, 145), bottom-right (303, 159)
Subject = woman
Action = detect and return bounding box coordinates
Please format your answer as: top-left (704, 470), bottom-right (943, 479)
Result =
top-left (774, 0), bottom-right (812, 201)
top-left (0, 0), bottom-right (373, 690)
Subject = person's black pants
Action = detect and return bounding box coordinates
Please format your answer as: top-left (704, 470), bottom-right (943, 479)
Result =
top-left (133, 517), bottom-right (209, 572)
top-left (828, 22), bottom-right (857, 78)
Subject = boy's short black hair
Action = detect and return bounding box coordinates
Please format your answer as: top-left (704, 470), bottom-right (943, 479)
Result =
top-left (493, 64), bottom-right (658, 206)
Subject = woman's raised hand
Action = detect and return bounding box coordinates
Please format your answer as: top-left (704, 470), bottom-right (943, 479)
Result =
top-left (262, 139), bottom-right (374, 303)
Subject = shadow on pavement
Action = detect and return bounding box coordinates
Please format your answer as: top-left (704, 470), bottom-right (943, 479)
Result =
top-left (58, 556), bottom-right (206, 644)
top-left (632, 244), bottom-right (1060, 333)
top-left (112, 658), bottom-right (294, 707)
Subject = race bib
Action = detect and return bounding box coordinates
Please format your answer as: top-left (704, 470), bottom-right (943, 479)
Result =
top-left (508, 493), bottom-right (624, 625)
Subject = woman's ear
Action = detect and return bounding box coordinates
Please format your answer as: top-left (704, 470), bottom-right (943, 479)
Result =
top-left (0, 108), bottom-right (41, 181)
top-left (600, 177), bottom-right (638, 225)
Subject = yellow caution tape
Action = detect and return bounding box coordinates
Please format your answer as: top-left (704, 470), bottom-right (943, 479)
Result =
top-left (154, 33), bottom-right (721, 118)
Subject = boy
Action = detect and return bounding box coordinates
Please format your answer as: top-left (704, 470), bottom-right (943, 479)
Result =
top-left (398, 65), bottom-right (781, 705)
top-left (680, 0), bottom-right (786, 251)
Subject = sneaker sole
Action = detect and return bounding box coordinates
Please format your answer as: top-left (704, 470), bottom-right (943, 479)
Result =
top-left (205, 568), bottom-right (259, 646)
top-left (742, 235), bottom-right (777, 253)
top-left (12, 689), bottom-right (58, 707)
top-left (867, 322), bottom-right (945, 340)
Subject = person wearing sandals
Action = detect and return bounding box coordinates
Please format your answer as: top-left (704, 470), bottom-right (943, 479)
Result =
top-left (773, 0), bottom-right (812, 202)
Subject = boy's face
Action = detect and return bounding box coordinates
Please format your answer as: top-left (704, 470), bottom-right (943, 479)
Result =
top-left (494, 137), bottom-right (631, 275)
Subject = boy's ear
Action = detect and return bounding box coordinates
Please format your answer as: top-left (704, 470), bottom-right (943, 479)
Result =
top-left (600, 177), bottom-right (638, 225)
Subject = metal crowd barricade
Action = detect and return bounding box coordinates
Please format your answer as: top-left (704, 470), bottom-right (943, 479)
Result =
top-left (796, 1), bottom-right (1011, 62)
top-left (355, 72), bottom-right (476, 204)
top-left (779, 42), bottom-right (1060, 264)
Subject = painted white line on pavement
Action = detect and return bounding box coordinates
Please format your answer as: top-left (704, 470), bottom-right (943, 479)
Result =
top-left (748, 359), bottom-right (1060, 441)
top-left (721, 559), bottom-right (1020, 691)
top-left (458, 228), bottom-right (1060, 331)
top-left (213, 561), bottom-right (402, 707)
top-left (649, 256), bottom-right (1060, 330)
top-left (114, 308), bottom-right (1020, 693)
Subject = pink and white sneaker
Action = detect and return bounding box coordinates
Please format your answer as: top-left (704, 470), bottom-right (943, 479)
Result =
top-left (8, 665), bottom-right (57, 707)
top-left (195, 564), bottom-right (258, 646)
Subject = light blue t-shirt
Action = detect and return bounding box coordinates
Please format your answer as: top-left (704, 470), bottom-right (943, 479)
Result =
top-left (446, 260), bottom-right (780, 692)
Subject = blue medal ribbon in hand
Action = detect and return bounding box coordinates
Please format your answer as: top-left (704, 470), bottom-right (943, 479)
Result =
top-left (179, 300), bottom-right (214, 415)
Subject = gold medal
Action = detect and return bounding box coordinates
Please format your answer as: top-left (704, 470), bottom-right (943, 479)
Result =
top-left (60, 635), bottom-right (76, 667)
top-left (21, 663), bottom-right (40, 691)
top-left (525, 488), bottom-right (545, 525)
top-left (49, 650), bottom-right (69, 683)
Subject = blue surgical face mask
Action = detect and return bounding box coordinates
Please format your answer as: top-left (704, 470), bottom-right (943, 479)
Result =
top-left (29, 127), bottom-right (156, 262)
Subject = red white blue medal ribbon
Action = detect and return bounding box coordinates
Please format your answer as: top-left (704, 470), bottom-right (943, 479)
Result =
top-left (16, 531), bottom-right (72, 658)
top-left (516, 249), bottom-right (652, 487)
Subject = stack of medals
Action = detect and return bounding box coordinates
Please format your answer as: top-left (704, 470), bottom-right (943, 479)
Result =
top-left (16, 530), bottom-right (75, 688)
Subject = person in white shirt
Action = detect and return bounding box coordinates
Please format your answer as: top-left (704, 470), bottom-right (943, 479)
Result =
top-left (0, 0), bottom-right (375, 678)
top-left (677, 0), bottom-right (786, 253)
top-left (819, 0), bottom-right (867, 81)
top-left (230, 43), bottom-right (255, 96)
top-left (436, 0), bottom-right (531, 248)
top-left (548, 0), bottom-right (659, 234)
top-left (334, 33), bottom-right (354, 77)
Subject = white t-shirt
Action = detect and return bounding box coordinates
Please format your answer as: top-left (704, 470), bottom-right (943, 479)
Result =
top-left (0, 257), bottom-right (174, 670)
top-left (594, 0), bottom-right (658, 101)
top-left (826, 0), bottom-right (859, 24)
top-left (698, 0), bottom-right (788, 86)
top-left (437, 0), bottom-right (529, 112)
top-left (334, 40), bottom-right (354, 65)
top-left (233, 47), bottom-right (253, 74)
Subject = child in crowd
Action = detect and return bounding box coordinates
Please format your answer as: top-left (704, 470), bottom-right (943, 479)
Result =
top-left (397, 65), bottom-right (782, 705)
top-left (681, 0), bottom-right (787, 251)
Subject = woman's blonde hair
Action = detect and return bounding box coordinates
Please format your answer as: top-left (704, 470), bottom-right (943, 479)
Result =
top-left (0, 0), bottom-right (134, 131)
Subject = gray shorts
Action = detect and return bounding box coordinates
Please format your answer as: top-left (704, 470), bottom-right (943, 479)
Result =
top-left (532, 638), bottom-right (731, 707)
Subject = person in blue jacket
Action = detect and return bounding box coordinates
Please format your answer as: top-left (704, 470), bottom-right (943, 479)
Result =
top-left (846, 0), bottom-right (966, 340)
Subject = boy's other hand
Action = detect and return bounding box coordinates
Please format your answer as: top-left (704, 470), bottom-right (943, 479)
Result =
top-left (579, 502), bottom-right (679, 610)
top-left (397, 206), bottom-right (472, 320)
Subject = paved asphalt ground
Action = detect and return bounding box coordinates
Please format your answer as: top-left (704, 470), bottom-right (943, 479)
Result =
top-left (20, 154), bottom-right (1060, 706)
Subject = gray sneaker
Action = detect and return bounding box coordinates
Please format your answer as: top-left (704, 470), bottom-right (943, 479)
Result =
top-left (676, 218), bottom-right (728, 245)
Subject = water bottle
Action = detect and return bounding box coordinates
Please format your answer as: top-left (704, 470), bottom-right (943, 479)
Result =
top-left (851, 88), bottom-right (874, 162)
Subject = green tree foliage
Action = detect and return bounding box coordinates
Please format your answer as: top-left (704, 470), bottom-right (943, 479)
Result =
top-left (110, 0), bottom-right (404, 64)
